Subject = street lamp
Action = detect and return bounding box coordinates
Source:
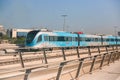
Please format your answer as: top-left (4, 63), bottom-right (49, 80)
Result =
top-left (61, 15), bottom-right (67, 31)
top-left (114, 26), bottom-right (118, 36)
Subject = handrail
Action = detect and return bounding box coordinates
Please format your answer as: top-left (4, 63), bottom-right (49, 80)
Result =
top-left (0, 45), bottom-right (120, 80)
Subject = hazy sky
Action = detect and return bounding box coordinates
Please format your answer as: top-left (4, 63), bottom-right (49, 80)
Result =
top-left (0, 0), bottom-right (120, 35)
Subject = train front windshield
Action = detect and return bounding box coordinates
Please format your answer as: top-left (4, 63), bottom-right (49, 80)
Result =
top-left (26, 31), bottom-right (39, 44)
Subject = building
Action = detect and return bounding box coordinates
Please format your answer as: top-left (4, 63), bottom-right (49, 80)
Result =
top-left (0, 25), bottom-right (6, 36)
top-left (9, 28), bottom-right (34, 38)
top-left (118, 32), bottom-right (120, 36)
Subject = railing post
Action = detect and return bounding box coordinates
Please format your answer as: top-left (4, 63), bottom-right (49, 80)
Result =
top-left (108, 52), bottom-right (112, 65)
top-left (112, 51), bottom-right (117, 62)
top-left (89, 56), bottom-right (97, 73)
top-left (98, 46), bottom-right (100, 54)
top-left (56, 62), bottom-right (66, 80)
top-left (24, 69), bottom-right (31, 80)
top-left (105, 46), bottom-right (108, 53)
top-left (118, 52), bottom-right (120, 60)
top-left (113, 53), bottom-right (115, 62)
top-left (116, 51), bottom-right (119, 60)
top-left (75, 58), bottom-right (84, 79)
top-left (19, 51), bottom-right (24, 68)
top-left (88, 46), bottom-right (91, 57)
top-left (112, 46), bottom-right (114, 51)
top-left (116, 45), bottom-right (118, 51)
top-left (100, 53), bottom-right (106, 69)
top-left (76, 47), bottom-right (80, 58)
top-left (62, 48), bottom-right (66, 60)
top-left (43, 49), bottom-right (48, 64)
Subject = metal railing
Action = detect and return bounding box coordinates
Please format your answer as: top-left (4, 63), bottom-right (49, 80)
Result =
top-left (54, 51), bottom-right (120, 80)
top-left (0, 45), bottom-right (120, 80)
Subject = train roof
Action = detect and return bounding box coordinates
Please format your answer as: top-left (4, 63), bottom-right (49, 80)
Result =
top-left (36, 31), bottom-right (77, 37)
top-left (29, 30), bottom-right (120, 38)
top-left (79, 34), bottom-right (101, 38)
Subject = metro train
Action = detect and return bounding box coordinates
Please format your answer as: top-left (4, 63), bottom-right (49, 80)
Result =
top-left (25, 30), bottom-right (120, 48)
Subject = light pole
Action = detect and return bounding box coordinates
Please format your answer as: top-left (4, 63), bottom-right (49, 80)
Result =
top-left (114, 26), bottom-right (118, 36)
top-left (61, 15), bottom-right (67, 31)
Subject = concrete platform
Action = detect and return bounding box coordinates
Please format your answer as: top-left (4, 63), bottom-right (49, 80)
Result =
top-left (78, 60), bottom-right (120, 80)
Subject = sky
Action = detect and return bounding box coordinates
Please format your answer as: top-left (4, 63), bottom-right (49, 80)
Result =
top-left (0, 0), bottom-right (120, 35)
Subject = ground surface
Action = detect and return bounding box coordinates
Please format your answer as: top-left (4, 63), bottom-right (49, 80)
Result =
top-left (78, 60), bottom-right (120, 80)
top-left (0, 44), bottom-right (120, 80)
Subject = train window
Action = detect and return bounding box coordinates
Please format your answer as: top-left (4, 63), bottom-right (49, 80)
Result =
top-left (44, 36), bottom-right (49, 41)
top-left (92, 38), bottom-right (95, 41)
top-left (97, 38), bottom-right (100, 41)
top-left (95, 38), bottom-right (98, 41)
top-left (97, 38), bottom-right (99, 41)
top-left (75, 37), bottom-right (78, 41)
top-left (37, 35), bottom-right (42, 43)
top-left (92, 38), bottom-right (94, 41)
top-left (46, 36), bottom-right (74, 41)
top-left (72, 37), bottom-right (75, 41)
top-left (111, 39), bottom-right (114, 41)
top-left (58, 36), bottom-right (65, 41)
top-left (49, 36), bottom-right (54, 41)
top-left (45, 36), bottom-right (75, 41)
top-left (106, 39), bottom-right (109, 41)
top-left (81, 37), bottom-right (83, 41)
top-left (103, 38), bottom-right (107, 41)
top-left (54, 36), bottom-right (58, 41)
top-left (79, 37), bottom-right (81, 41)
top-left (80, 37), bottom-right (85, 41)
top-left (26, 30), bottom-right (39, 43)
top-left (85, 38), bottom-right (91, 42)
top-left (85, 38), bottom-right (87, 41)
top-left (64, 37), bottom-right (68, 41)
top-left (83, 37), bottom-right (86, 41)
top-left (68, 37), bottom-right (72, 41)
top-left (90, 38), bottom-right (93, 41)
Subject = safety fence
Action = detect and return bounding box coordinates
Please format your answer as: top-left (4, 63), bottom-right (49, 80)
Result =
top-left (18, 45), bottom-right (119, 68)
top-left (54, 51), bottom-right (120, 80)
top-left (0, 45), bottom-right (120, 80)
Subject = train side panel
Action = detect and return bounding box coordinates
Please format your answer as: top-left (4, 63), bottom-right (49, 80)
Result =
top-left (25, 30), bottom-right (120, 49)
top-left (117, 37), bottom-right (120, 45)
top-left (79, 34), bottom-right (101, 46)
top-left (37, 32), bottom-right (78, 48)
top-left (108, 36), bottom-right (116, 45)
top-left (102, 35), bottom-right (116, 45)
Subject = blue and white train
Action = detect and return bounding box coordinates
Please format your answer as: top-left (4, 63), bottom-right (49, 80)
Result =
top-left (25, 30), bottom-right (120, 48)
